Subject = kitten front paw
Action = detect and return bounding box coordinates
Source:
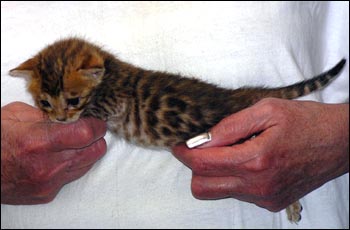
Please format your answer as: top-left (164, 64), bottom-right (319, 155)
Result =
top-left (286, 201), bottom-right (302, 223)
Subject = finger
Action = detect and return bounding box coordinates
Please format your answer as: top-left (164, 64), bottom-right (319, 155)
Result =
top-left (191, 176), bottom-right (291, 212)
top-left (28, 117), bottom-right (107, 152)
top-left (198, 102), bottom-right (275, 148)
top-left (191, 174), bottom-right (304, 212)
top-left (173, 144), bottom-right (241, 176)
top-left (190, 174), bottom-right (271, 204)
top-left (63, 164), bottom-right (95, 185)
top-left (190, 175), bottom-right (283, 207)
top-left (172, 138), bottom-right (267, 176)
top-left (63, 138), bottom-right (107, 171)
top-left (47, 118), bottom-right (107, 150)
top-left (191, 175), bottom-right (244, 200)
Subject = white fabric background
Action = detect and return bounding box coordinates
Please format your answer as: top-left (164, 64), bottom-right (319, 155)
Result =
top-left (1, 1), bottom-right (349, 228)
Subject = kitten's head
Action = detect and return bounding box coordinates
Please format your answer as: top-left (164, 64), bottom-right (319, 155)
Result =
top-left (9, 38), bottom-right (106, 123)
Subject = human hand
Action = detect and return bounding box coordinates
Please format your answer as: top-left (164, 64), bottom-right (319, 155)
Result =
top-left (172, 98), bottom-right (349, 212)
top-left (1, 102), bottom-right (107, 205)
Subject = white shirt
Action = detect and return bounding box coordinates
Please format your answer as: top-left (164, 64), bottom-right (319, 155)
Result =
top-left (1, 2), bottom-right (349, 228)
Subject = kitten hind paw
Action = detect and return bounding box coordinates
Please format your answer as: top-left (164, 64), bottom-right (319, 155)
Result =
top-left (286, 201), bottom-right (302, 223)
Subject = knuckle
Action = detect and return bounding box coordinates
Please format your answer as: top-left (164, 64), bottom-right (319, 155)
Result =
top-left (75, 121), bottom-right (95, 143)
top-left (257, 98), bottom-right (288, 119)
top-left (35, 184), bottom-right (60, 203)
top-left (256, 97), bottom-right (275, 108)
top-left (244, 154), bottom-right (271, 172)
top-left (258, 185), bottom-right (275, 197)
top-left (253, 155), bottom-right (270, 171)
top-left (259, 98), bottom-right (282, 114)
top-left (257, 201), bottom-right (283, 212)
top-left (255, 181), bottom-right (280, 199)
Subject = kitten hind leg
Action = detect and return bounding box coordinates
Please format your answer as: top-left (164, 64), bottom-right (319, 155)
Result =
top-left (286, 200), bottom-right (302, 223)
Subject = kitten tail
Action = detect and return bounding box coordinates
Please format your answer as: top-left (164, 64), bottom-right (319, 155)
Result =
top-left (277, 59), bottom-right (346, 99)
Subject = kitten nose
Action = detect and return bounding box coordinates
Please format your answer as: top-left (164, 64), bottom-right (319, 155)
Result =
top-left (56, 116), bottom-right (67, 122)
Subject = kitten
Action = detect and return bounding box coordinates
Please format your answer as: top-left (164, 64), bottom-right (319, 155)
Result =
top-left (9, 38), bottom-right (346, 223)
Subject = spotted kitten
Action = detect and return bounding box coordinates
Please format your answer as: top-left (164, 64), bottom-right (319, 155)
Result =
top-left (10, 38), bottom-right (346, 223)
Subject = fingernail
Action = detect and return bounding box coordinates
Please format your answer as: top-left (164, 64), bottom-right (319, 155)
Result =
top-left (186, 132), bottom-right (212, 148)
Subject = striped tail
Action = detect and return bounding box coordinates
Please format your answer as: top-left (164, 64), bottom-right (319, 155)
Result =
top-left (275, 59), bottom-right (346, 99)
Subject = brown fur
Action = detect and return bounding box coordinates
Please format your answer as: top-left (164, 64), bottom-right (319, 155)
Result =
top-left (9, 37), bottom-right (346, 222)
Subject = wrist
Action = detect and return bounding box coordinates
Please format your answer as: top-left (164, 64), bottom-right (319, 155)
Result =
top-left (322, 103), bottom-right (349, 177)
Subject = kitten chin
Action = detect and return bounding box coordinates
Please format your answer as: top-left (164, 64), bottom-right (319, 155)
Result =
top-left (48, 111), bottom-right (82, 123)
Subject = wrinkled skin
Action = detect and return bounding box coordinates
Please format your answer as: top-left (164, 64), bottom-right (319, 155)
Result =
top-left (1, 102), bottom-right (107, 205)
top-left (173, 98), bottom-right (349, 212)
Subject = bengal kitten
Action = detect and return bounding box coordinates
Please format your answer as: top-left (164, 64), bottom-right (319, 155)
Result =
top-left (9, 38), bottom-right (346, 223)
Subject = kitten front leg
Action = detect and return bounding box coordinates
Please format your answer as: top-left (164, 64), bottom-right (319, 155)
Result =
top-left (81, 106), bottom-right (110, 121)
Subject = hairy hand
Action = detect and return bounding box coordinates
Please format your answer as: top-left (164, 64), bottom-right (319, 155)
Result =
top-left (1, 102), bottom-right (107, 205)
top-left (172, 98), bottom-right (349, 212)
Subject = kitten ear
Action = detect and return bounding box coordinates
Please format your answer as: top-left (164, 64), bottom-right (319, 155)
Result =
top-left (79, 68), bottom-right (105, 79)
top-left (9, 58), bottom-right (37, 79)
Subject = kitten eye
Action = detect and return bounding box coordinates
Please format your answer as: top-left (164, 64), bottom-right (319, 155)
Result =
top-left (40, 100), bottom-right (51, 108)
top-left (67, 97), bottom-right (80, 106)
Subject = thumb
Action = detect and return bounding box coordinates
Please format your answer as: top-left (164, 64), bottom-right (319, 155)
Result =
top-left (197, 103), bottom-right (274, 148)
top-left (27, 118), bottom-right (107, 152)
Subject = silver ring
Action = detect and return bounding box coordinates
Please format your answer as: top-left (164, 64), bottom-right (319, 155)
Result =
top-left (186, 132), bottom-right (212, 148)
